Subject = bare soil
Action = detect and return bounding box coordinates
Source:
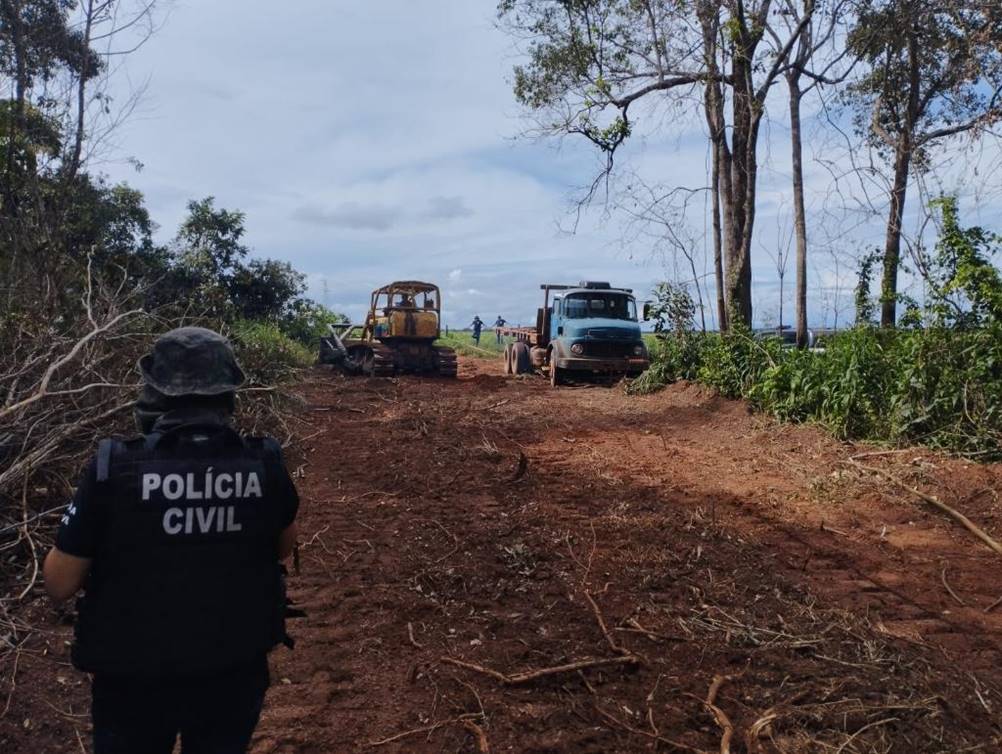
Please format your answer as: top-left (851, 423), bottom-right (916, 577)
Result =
top-left (4, 357), bottom-right (1002, 752)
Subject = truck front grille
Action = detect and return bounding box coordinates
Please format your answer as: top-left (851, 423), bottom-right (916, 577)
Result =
top-left (581, 341), bottom-right (635, 358)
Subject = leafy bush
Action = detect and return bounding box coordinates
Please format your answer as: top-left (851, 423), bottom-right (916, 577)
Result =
top-left (278, 299), bottom-right (346, 347)
top-left (748, 328), bottom-right (895, 439)
top-left (228, 320), bottom-right (314, 385)
top-left (628, 283), bottom-right (707, 395)
top-left (636, 324), bottom-right (1002, 458)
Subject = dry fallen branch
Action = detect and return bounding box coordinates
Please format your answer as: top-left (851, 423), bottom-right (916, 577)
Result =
top-left (833, 716), bottom-right (899, 754)
top-left (461, 719), bottom-right (490, 753)
top-left (440, 655), bottom-right (640, 686)
top-left (940, 565), bottom-right (965, 606)
top-left (367, 713), bottom-right (483, 747)
top-left (848, 458), bottom-right (1002, 557)
top-left (704, 674), bottom-right (736, 754)
top-left (594, 704), bottom-right (708, 754)
top-left (584, 591), bottom-right (631, 656)
top-left (407, 622), bottom-right (424, 649)
top-left (0, 309), bottom-right (143, 421)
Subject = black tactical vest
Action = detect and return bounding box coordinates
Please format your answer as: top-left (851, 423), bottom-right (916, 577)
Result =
top-left (72, 422), bottom-right (290, 676)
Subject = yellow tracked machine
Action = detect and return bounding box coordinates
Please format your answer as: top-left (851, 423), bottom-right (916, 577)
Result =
top-left (319, 280), bottom-right (457, 378)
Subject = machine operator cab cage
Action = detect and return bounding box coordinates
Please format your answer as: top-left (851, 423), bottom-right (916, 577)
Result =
top-left (364, 281), bottom-right (442, 341)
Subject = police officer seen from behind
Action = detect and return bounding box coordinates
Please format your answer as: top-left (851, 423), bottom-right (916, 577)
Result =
top-left (43, 327), bottom-right (300, 754)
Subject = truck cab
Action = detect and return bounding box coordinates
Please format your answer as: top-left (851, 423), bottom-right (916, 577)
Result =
top-left (544, 281), bottom-right (648, 382)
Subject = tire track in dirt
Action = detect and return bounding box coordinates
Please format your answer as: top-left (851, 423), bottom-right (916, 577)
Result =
top-left (249, 362), bottom-right (1002, 753)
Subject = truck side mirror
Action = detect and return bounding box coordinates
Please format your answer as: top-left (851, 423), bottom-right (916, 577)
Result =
top-left (642, 302), bottom-right (652, 321)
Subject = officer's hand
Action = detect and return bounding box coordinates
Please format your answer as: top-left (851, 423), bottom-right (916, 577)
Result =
top-left (278, 523), bottom-right (298, 561)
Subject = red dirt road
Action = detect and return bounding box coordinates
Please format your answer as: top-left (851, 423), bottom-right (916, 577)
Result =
top-left (5, 357), bottom-right (1002, 752)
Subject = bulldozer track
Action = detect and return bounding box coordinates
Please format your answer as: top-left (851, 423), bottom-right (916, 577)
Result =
top-left (433, 345), bottom-right (458, 378)
top-left (370, 344), bottom-right (396, 377)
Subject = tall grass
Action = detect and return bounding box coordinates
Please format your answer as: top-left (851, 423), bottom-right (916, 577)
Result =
top-left (437, 330), bottom-right (507, 359)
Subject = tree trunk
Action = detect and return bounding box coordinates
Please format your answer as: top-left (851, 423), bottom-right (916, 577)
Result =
top-left (788, 77), bottom-right (809, 347)
top-left (880, 139), bottom-right (910, 327)
top-left (880, 23), bottom-right (921, 328)
top-left (711, 142), bottom-right (726, 332)
top-left (68, 0), bottom-right (96, 181)
top-left (778, 272), bottom-right (784, 331)
top-left (727, 39), bottom-right (755, 328)
top-left (698, 4), bottom-right (730, 332)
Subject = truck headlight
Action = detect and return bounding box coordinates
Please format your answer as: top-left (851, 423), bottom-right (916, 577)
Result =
top-left (633, 344), bottom-right (645, 356)
top-left (570, 343), bottom-right (584, 355)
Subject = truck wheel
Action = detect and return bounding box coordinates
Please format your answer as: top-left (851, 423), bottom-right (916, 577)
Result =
top-left (503, 344), bottom-right (513, 375)
top-left (549, 361), bottom-right (562, 387)
top-left (512, 342), bottom-right (531, 375)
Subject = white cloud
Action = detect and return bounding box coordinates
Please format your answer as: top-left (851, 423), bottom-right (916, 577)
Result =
top-left (97, 0), bottom-right (1002, 330)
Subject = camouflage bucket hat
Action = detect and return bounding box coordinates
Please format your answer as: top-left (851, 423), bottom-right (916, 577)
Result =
top-left (138, 327), bottom-right (245, 397)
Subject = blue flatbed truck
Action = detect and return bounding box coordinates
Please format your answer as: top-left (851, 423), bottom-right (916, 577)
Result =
top-left (499, 281), bottom-right (649, 386)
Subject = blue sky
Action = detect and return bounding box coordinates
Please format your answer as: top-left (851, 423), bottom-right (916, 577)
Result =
top-left (99, 0), bottom-right (1002, 329)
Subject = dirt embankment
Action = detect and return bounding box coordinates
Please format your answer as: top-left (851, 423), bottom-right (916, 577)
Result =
top-left (4, 357), bottom-right (1002, 752)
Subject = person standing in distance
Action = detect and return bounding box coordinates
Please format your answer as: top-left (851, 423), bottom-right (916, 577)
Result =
top-left (43, 327), bottom-right (300, 754)
top-left (470, 315), bottom-right (484, 346)
top-left (492, 315), bottom-right (506, 344)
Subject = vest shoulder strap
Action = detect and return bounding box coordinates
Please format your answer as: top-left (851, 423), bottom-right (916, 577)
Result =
top-left (95, 439), bottom-right (113, 482)
top-left (96, 436), bottom-right (149, 481)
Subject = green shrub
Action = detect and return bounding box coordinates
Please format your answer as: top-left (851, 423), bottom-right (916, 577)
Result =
top-left (748, 328), bottom-right (894, 439)
top-left (228, 320), bottom-right (314, 385)
top-left (888, 326), bottom-right (1002, 455)
top-left (635, 320), bottom-right (1002, 457)
top-left (697, 328), bottom-right (781, 399)
top-left (278, 299), bottom-right (346, 347)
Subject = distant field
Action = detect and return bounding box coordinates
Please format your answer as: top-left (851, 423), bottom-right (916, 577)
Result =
top-left (437, 330), bottom-right (507, 359)
top-left (442, 330), bottom-right (661, 359)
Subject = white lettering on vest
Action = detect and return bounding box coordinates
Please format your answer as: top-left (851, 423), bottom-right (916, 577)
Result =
top-left (162, 474), bottom-right (184, 500)
top-left (185, 473), bottom-right (202, 500)
top-left (243, 472), bottom-right (262, 498)
top-left (215, 474), bottom-right (233, 499)
top-left (142, 474), bottom-right (162, 501)
top-left (142, 469), bottom-right (262, 518)
top-left (163, 507), bottom-right (183, 534)
top-left (195, 506), bottom-right (215, 533)
top-left (161, 505), bottom-right (242, 536)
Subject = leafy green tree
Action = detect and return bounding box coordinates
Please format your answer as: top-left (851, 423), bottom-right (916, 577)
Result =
top-left (174, 196), bottom-right (249, 280)
top-left (279, 299), bottom-right (346, 346)
top-left (854, 249), bottom-right (880, 325)
top-left (228, 259), bottom-right (305, 321)
top-left (647, 281), bottom-right (695, 337)
top-left (922, 197), bottom-right (1002, 328)
top-left (845, 0), bottom-right (1002, 327)
top-left (499, 0), bottom-right (814, 329)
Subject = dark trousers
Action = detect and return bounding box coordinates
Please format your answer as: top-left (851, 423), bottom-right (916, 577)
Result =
top-left (92, 657), bottom-right (269, 754)
top-left (472, 330), bottom-right (481, 344)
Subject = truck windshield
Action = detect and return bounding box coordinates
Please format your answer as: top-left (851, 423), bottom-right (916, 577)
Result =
top-left (563, 293), bottom-right (637, 321)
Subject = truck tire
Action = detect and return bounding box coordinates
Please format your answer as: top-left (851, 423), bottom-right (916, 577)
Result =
top-left (512, 342), bottom-right (531, 375)
top-left (549, 363), bottom-right (562, 387)
top-left (503, 344), bottom-right (513, 375)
